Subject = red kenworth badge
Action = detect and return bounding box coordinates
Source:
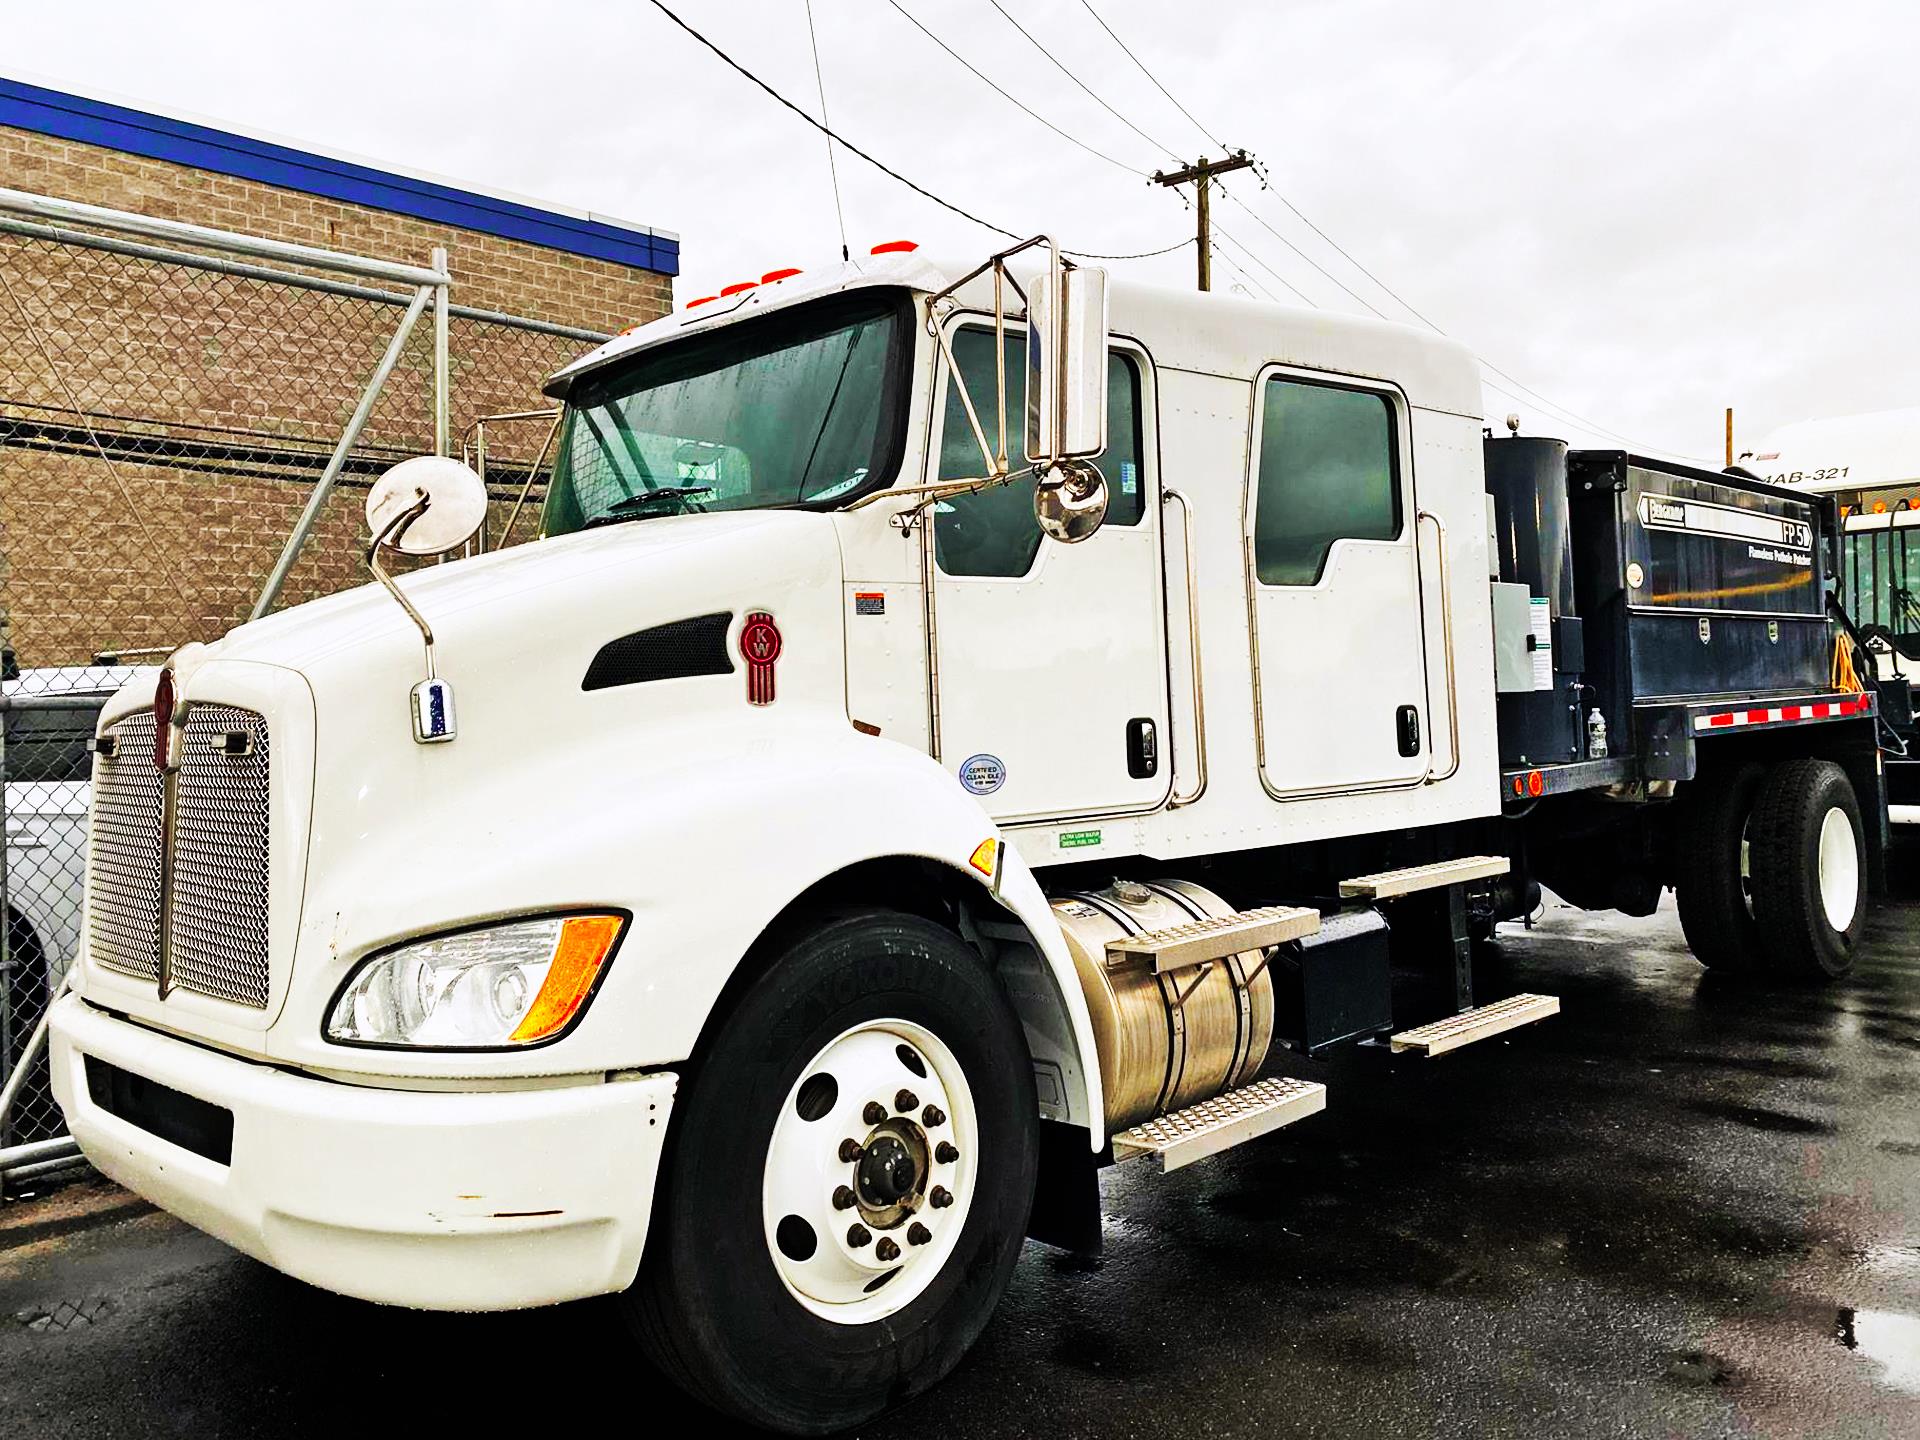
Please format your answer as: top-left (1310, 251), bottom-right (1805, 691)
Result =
top-left (152, 666), bottom-right (177, 770)
top-left (741, 611), bottom-right (782, 704)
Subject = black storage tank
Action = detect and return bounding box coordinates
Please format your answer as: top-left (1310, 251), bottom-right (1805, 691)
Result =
top-left (1485, 435), bottom-right (1588, 767)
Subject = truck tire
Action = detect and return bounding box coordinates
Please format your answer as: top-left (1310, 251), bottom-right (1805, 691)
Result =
top-left (1675, 762), bottom-right (1766, 972)
top-left (623, 907), bottom-right (1038, 1434)
top-left (1747, 758), bottom-right (1865, 980)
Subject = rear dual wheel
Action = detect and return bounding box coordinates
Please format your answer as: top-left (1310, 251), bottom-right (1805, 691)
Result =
top-left (1747, 758), bottom-right (1866, 979)
top-left (1675, 758), bottom-right (1865, 979)
top-left (624, 908), bottom-right (1037, 1435)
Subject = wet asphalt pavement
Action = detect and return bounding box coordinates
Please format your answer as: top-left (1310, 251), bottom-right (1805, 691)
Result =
top-left (3, 888), bottom-right (1919, 1438)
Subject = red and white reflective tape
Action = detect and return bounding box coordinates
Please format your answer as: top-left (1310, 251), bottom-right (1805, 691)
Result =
top-left (1692, 693), bottom-right (1872, 733)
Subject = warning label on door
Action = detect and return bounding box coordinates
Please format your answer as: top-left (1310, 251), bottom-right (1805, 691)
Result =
top-left (1529, 598), bottom-right (1553, 691)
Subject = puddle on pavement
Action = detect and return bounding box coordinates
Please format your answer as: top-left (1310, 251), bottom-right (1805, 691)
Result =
top-left (1836, 1306), bottom-right (1920, 1395)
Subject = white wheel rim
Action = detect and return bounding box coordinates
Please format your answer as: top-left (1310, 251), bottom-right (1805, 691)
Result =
top-left (1817, 805), bottom-right (1861, 933)
top-left (762, 1019), bottom-right (979, 1325)
top-left (1739, 819), bottom-right (1755, 918)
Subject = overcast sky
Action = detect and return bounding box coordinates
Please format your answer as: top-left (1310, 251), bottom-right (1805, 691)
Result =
top-left (12, 0), bottom-right (1916, 461)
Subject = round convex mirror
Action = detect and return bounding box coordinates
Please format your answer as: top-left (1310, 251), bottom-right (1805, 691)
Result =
top-left (1033, 459), bottom-right (1108, 544)
top-left (366, 455), bottom-right (488, 556)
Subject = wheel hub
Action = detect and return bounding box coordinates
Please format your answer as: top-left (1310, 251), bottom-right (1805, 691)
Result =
top-left (855, 1124), bottom-right (926, 1219)
top-left (762, 1020), bottom-right (979, 1324)
top-left (1817, 804), bottom-right (1860, 932)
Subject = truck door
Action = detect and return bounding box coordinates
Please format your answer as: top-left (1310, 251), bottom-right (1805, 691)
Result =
top-left (1245, 369), bottom-right (1431, 796)
top-left (929, 325), bottom-right (1171, 822)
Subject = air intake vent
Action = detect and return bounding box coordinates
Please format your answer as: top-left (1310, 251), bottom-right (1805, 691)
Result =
top-left (584, 612), bottom-right (735, 691)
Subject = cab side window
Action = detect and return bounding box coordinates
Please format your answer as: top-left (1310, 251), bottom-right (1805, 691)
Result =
top-left (1253, 378), bottom-right (1399, 586)
top-left (934, 328), bottom-right (1145, 578)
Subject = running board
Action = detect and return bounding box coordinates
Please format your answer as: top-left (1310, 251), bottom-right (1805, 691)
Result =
top-left (1110, 1076), bottom-right (1326, 1173)
top-left (1338, 854), bottom-right (1510, 902)
top-left (1105, 905), bottom-right (1321, 975)
top-left (1389, 993), bottom-right (1560, 1056)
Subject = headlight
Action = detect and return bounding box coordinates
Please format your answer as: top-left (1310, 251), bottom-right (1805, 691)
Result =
top-left (325, 913), bottom-right (625, 1049)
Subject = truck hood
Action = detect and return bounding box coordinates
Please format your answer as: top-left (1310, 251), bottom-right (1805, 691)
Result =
top-left (214, 510), bottom-right (798, 673)
top-left (86, 506), bottom-right (853, 1071)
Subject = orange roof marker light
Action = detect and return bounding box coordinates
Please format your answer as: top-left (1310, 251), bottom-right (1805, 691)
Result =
top-left (719, 280), bottom-right (758, 297)
top-left (762, 267), bottom-right (803, 284)
top-left (685, 295), bottom-right (719, 310)
top-left (870, 240), bottom-right (918, 256)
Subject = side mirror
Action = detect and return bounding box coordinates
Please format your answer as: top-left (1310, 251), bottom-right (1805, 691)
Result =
top-left (1033, 459), bottom-right (1109, 544)
top-left (1027, 260), bottom-right (1109, 543)
top-left (1025, 262), bottom-right (1109, 464)
top-left (366, 455), bottom-right (488, 556)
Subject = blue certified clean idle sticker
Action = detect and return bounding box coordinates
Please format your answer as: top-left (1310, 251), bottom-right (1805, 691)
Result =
top-left (958, 753), bottom-right (1006, 795)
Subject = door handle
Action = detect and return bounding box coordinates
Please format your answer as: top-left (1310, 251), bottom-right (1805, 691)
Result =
top-left (1396, 705), bottom-right (1421, 758)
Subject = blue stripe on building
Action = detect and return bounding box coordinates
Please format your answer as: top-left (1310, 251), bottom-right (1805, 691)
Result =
top-left (0, 77), bottom-right (678, 276)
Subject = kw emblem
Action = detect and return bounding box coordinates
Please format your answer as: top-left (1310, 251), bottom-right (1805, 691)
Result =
top-left (741, 611), bottom-right (782, 705)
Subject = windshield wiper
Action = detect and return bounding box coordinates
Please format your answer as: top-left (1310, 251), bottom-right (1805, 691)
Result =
top-left (586, 484), bottom-right (716, 527)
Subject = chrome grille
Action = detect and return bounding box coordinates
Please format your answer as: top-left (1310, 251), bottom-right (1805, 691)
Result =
top-left (167, 705), bottom-right (271, 1009)
top-left (86, 711), bottom-right (164, 981)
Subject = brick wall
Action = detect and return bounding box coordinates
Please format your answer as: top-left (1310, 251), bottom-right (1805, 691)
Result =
top-left (0, 125), bottom-right (674, 672)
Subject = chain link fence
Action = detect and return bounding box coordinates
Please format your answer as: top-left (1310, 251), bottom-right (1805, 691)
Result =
top-left (0, 189), bottom-right (608, 1183)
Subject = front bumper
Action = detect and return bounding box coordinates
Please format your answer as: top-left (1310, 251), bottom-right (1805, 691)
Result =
top-left (50, 994), bottom-right (675, 1310)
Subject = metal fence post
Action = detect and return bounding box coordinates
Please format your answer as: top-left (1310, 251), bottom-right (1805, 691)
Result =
top-left (249, 283), bottom-right (437, 620)
top-left (0, 686), bottom-right (12, 1102)
top-left (432, 246), bottom-right (451, 459)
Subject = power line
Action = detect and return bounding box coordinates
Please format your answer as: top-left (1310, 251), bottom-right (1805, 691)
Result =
top-left (1210, 224), bottom-right (1315, 305)
top-left (641, 0), bottom-right (1184, 261)
top-left (1063, 0), bottom-right (1707, 459)
top-left (1077, 236), bottom-right (1196, 260)
top-left (982, 0), bottom-right (1186, 162)
top-left (644, 0), bottom-right (1018, 239)
top-left (886, 0), bottom-right (1145, 177)
top-left (1075, 0), bottom-right (1227, 152)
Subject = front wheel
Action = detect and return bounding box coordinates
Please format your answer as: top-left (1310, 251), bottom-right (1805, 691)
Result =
top-left (623, 908), bottom-right (1037, 1434)
top-left (1748, 758), bottom-right (1866, 979)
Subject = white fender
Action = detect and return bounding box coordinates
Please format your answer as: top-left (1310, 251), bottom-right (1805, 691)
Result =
top-left (276, 711), bottom-right (1106, 1143)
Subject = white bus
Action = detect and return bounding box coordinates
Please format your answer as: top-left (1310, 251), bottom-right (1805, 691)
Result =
top-left (1744, 407), bottom-right (1920, 816)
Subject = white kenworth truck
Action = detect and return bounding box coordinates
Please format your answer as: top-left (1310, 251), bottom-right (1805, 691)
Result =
top-left (53, 238), bottom-right (1888, 1433)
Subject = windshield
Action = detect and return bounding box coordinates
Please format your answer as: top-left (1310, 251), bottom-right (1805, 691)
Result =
top-left (542, 290), bottom-right (912, 537)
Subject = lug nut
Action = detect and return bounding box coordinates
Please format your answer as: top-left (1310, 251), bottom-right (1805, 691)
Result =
top-left (832, 1185), bottom-right (858, 1210)
top-left (895, 1089), bottom-right (919, 1114)
top-left (935, 1142), bottom-right (960, 1165)
top-left (847, 1223), bottom-right (872, 1248)
top-left (922, 1104), bottom-right (946, 1128)
top-left (875, 1236), bottom-right (901, 1262)
top-left (929, 1185), bottom-right (953, 1209)
top-left (838, 1139), bottom-right (863, 1163)
top-left (908, 1222), bottom-right (932, 1246)
top-left (862, 1101), bottom-right (887, 1126)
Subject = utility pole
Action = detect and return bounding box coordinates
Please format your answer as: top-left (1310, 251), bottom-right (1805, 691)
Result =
top-left (1152, 149), bottom-right (1255, 292)
top-left (1724, 407), bottom-right (1734, 469)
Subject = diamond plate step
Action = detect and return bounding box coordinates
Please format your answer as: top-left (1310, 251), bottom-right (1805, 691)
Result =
top-left (1110, 1076), bottom-right (1326, 1173)
top-left (1105, 905), bottom-right (1320, 975)
top-left (1337, 854), bottom-right (1510, 902)
top-left (1389, 993), bottom-right (1560, 1057)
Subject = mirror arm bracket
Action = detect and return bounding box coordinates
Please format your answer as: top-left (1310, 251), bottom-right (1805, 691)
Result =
top-left (367, 493), bottom-right (439, 679)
